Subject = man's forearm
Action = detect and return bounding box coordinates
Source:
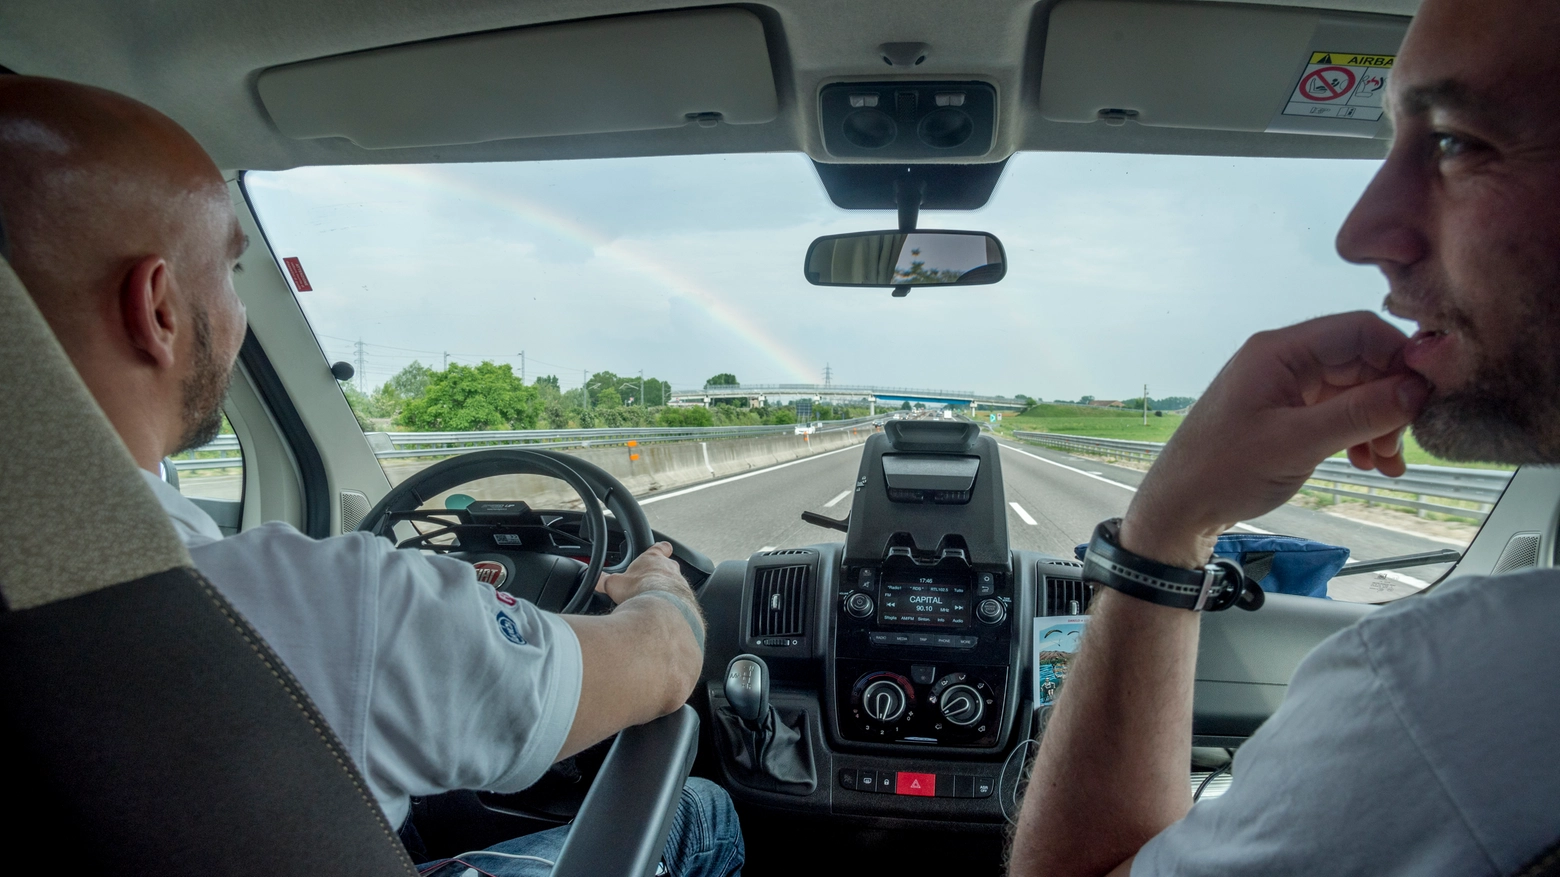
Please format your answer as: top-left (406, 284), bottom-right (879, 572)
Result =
top-left (629, 587), bottom-right (706, 651)
top-left (1009, 579), bottom-right (1201, 876)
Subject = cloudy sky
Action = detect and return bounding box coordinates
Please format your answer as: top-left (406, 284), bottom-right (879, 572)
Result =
top-left (245, 150), bottom-right (1396, 402)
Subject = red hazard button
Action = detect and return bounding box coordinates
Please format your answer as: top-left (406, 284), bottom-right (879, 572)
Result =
top-left (895, 771), bottom-right (937, 797)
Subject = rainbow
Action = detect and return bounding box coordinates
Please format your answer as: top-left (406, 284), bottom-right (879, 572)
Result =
top-left (289, 163), bottom-right (818, 383)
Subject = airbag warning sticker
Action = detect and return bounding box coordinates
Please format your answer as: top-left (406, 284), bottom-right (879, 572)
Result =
top-left (1283, 51), bottom-right (1394, 122)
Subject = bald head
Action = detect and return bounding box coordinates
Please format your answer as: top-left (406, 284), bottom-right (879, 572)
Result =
top-left (0, 77), bottom-right (248, 469)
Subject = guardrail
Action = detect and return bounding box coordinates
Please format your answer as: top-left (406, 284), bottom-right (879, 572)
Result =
top-left (171, 415), bottom-right (882, 471)
top-left (1011, 431), bottom-right (1513, 521)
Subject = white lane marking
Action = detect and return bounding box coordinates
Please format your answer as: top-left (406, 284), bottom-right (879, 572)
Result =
top-left (638, 444), bottom-right (858, 506)
top-left (759, 546), bottom-right (777, 552)
top-left (1001, 443), bottom-right (1273, 535)
top-left (1009, 502), bottom-right (1038, 526)
top-left (824, 489), bottom-right (852, 508)
top-left (1000, 443), bottom-right (1138, 492)
top-left (1343, 559), bottom-right (1434, 590)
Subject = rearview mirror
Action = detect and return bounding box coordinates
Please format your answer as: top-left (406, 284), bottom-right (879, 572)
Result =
top-left (804, 230), bottom-right (1006, 287)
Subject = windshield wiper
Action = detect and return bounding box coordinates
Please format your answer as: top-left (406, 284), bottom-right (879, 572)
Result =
top-left (1333, 548), bottom-right (1463, 577)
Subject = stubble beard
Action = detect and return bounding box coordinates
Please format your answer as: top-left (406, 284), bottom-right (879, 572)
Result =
top-left (1408, 253), bottom-right (1560, 465)
top-left (172, 303), bottom-right (234, 454)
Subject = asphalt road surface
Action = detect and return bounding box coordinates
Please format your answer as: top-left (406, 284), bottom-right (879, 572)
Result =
top-left (642, 439), bottom-right (1461, 603)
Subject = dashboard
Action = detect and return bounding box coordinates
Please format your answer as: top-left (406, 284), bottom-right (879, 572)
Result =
top-left (692, 419), bottom-right (1373, 830)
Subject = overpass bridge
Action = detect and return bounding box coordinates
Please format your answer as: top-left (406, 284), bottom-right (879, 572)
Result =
top-left (668, 383), bottom-right (1028, 412)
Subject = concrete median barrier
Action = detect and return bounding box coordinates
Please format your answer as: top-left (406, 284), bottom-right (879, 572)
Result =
top-left (380, 426), bottom-right (873, 511)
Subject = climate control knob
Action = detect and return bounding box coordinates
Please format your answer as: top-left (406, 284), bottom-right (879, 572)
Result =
top-left (939, 683), bottom-right (984, 727)
top-left (977, 598), bottom-right (1007, 624)
top-left (861, 679), bottom-right (908, 723)
top-left (845, 591), bottom-right (875, 619)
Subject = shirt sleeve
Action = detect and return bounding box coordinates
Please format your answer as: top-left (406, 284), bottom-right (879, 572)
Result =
top-left (1131, 623), bottom-right (1489, 877)
top-left (359, 534), bottom-right (584, 806)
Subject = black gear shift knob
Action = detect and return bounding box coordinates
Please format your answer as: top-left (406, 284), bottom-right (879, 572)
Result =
top-left (724, 654), bottom-right (769, 726)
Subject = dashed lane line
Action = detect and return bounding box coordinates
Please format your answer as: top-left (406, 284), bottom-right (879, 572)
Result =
top-left (637, 444), bottom-right (859, 506)
top-left (1000, 442), bottom-right (1275, 535)
top-left (1009, 502), bottom-right (1038, 526)
top-left (824, 489), bottom-right (852, 508)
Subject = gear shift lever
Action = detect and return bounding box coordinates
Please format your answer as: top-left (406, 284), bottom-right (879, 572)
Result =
top-left (724, 654), bottom-right (770, 728)
top-left (714, 653), bottom-right (816, 795)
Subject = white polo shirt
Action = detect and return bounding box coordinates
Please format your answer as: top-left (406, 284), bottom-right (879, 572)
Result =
top-left (141, 471), bottom-right (584, 829)
top-left (1134, 568), bottom-right (1560, 875)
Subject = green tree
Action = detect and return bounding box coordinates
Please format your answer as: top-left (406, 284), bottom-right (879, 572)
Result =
top-left (643, 377), bottom-right (673, 407)
top-left (339, 382), bottom-right (376, 430)
top-left (397, 361), bottom-right (539, 431)
top-left (387, 361), bottom-right (434, 399)
top-left (705, 373), bottom-right (739, 387)
top-left (533, 374), bottom-right (562, 399)
top-left (900, 400), bottom-right (912, 411)
top-left (597, 386), bottom-right (622, 409)
top-left (658, 406), bottom-right (714, 427)
top-left (764, 407), bottom-right (796, 425)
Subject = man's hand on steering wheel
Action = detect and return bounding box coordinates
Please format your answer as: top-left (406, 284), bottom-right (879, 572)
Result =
top-left (595, 542), bottom-right (689, 605)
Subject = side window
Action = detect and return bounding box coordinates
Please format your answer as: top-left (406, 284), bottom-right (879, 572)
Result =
top-left (162, 415), bottom-right (245, 536)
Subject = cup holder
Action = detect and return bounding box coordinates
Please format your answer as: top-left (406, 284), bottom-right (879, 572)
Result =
top-left (842, 108), bottom-right (897, 149)
top-left (918, 108), bottom-right (974, 149)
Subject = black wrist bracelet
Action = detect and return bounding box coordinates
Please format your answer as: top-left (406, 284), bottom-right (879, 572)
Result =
top-left (1082, 519), bottom-right (1261, 612)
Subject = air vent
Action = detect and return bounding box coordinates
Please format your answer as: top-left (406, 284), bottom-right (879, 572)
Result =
top-left (759, 548), bottom-right (812, 557)
top-left (751, 564), bottom-right (810, 638)
top-left (1043, 576), bottom-right (1093, 617)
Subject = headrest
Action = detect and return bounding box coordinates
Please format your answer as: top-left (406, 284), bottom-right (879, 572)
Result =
top-left (0, 256), bottom-right (190, 610)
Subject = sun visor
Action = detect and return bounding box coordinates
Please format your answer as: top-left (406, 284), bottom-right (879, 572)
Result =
top-left (1039, 0), bottom-right (1409, 139)
top-left (257, 8), bottom-right (779, 149)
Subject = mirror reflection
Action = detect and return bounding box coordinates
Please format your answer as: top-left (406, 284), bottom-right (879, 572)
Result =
top-left (805, 231), bottom-right (1006, 287)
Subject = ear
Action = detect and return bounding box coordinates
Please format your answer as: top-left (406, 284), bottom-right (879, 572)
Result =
top-left (119, 255), bottom-right (178, 369)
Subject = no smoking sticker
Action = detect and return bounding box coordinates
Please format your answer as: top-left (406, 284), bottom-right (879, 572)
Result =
top-left (1282, 51), bottom-right (1393, 122)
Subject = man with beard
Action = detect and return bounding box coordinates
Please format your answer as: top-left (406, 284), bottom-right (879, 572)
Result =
top-left (0, 77), bottom-right (743, 877)
top-left (1009, 0), bottom-right (1560, 874)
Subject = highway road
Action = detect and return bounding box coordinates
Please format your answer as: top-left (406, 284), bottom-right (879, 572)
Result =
top-left (643, 439), bottom-right (1462, 603)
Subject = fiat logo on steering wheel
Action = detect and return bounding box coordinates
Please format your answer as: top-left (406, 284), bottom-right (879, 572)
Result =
top-left (473, 560), bottom-right (508, 589)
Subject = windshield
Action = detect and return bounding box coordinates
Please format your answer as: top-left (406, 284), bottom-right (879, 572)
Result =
top-left (245, 152), bottom-right (1510, 603)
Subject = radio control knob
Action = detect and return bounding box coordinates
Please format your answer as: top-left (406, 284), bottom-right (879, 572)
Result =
top-left (977, 598), bottom-right (1006, 624)
top-left (939, 683), bottom-right (984, 727)
top-left (845, 592), bottom-right (875, 619)
top-left (861, 679), bottom-right (908, 723)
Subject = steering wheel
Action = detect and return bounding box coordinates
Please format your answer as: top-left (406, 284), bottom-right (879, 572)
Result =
top-left (358, 449), bottom-right (655, 614)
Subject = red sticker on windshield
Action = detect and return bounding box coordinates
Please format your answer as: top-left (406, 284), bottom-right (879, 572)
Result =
top-left (283, 257), bottom-right (313, 291)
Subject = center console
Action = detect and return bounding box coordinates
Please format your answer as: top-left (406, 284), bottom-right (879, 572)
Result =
top-left (833, 561), bottom-right (1014, 749)
top-left (705, 420), bottom-right (1033, 827)
top-left (826, 420), bottom-right (1027, 758)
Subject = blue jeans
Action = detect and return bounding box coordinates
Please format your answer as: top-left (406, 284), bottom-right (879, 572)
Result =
top-left (416, 778), bottom-right (743, 877)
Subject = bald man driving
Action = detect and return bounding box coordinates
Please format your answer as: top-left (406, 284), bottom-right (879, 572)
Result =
top-left (0, 76), bottom-right (743, 877)
top-left (1009, 1), bottom-right (1560, 874)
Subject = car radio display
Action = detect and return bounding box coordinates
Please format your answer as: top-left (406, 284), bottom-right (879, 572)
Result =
top-left (878, 572), bottom-right (972, 630)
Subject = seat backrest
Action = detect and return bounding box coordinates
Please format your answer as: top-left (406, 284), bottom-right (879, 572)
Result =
top-left (0, 250), bottom-right (416, 875)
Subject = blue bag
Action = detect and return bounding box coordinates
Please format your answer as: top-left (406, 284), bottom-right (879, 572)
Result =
top-left (1073, 533), bottom-right (1350, 600)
